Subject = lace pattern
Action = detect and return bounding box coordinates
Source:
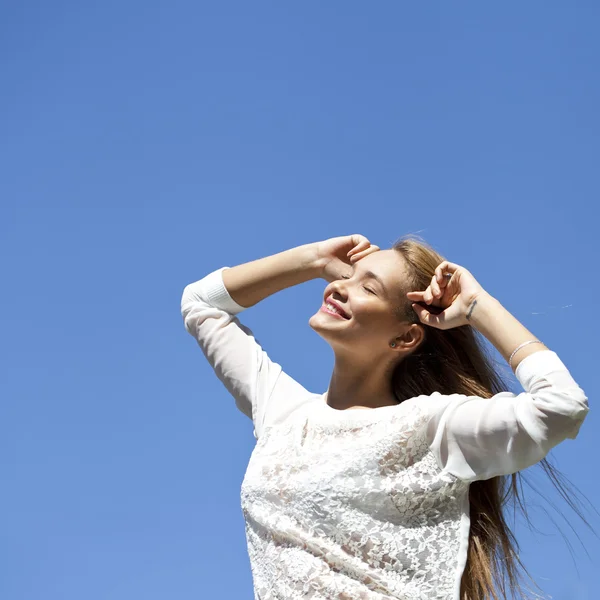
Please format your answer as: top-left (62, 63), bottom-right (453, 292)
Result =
top-left (241, 399), bottom-right (470, 599)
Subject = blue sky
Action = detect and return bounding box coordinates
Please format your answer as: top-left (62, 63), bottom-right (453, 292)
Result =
top-left (2, 2), bottom-right (599, 599)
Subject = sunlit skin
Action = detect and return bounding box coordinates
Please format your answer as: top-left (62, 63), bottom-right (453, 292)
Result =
top-left (222, 233), bottom-right (550, 410)
top-left (308, 250), bottom-right (425, 411)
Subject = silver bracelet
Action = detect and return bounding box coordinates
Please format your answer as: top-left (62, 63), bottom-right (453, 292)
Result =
top-left (508, 340), bottom-right (544, 369)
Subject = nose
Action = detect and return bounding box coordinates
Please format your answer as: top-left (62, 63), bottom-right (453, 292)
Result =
top-left (328, 278), bottom-right (348, 301)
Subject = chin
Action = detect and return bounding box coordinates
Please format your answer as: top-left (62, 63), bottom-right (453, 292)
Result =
top-left (308, 312), bottom-right (321, 331)
top-left (308, 313), bottom-right (343, 344)
top-left (308, 312), bottom-right (328, 335)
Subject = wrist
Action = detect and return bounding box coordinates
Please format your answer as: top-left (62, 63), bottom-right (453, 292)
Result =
top-left (462, 290), bottom-right (547, 369)
top-left (301, 242), bottom-right (328, 279)
top-left (465, 291), bottom-right (502, 333)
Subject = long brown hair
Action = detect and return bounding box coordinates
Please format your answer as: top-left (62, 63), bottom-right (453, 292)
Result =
top-left (391, 235), bottom-right (596, 600)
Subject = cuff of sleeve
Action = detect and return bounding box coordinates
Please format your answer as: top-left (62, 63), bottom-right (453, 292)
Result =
top-left (514, 350), bottom-right (567, 389)
top-left (204, 267), bottom-right (248, 315)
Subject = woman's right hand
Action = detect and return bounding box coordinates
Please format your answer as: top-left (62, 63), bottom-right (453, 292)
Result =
top-left (313, 235), bottom-right (380, 282)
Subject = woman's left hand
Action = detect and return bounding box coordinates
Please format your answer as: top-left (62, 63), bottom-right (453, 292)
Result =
top-left (406, 261), bottom-right (487, 329)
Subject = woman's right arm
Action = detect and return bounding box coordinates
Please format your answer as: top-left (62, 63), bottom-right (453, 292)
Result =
top-left (181, 236), bottom-right (379, 438)
top-left (181, 242), bottom-right (326, 440)
top-left (221, 233), bottom-right (382, 306)
top-left (221, 242), bottom-right (322, 308)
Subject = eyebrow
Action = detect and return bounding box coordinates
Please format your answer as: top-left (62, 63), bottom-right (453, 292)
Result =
top-left (352, 265), bottom-right (389, 297)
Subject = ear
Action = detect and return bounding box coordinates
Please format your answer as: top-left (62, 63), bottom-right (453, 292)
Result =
top-left (396, 323), bottom-right (425, 351)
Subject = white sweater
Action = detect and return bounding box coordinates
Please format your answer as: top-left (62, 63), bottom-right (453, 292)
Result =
top-left (181, 267), bottom-right (589, 600)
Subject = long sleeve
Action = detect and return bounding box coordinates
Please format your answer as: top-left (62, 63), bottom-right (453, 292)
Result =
top-left (426, 350), bottom-right (589, 482)
top-left (180, 267), bottom-right (314, 440)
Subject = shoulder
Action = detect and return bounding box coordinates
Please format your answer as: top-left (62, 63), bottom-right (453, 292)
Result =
top-left (406, 391), bottom-right (466, 418)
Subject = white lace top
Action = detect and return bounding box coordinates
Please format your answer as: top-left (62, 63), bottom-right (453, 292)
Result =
top-left (181, 267), bottom-right (589, 600)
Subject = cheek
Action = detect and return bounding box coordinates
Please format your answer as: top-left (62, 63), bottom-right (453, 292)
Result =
top-left (352, 303), bottom-right (390, 327)
top-left (350, 300), bottom-right (374, 321)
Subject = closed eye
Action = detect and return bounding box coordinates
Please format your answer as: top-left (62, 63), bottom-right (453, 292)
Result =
top-left (341, 274), bottom-right (376, 295)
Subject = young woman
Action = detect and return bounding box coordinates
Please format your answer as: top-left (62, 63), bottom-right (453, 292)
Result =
top-left (180, 234), bottom-right (589, 600)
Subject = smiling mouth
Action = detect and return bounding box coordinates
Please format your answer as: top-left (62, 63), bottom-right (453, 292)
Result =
top-left (320, 304), bottom-right (350, 319)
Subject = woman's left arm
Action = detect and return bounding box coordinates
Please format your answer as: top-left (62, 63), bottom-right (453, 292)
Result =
top-left (464, 292), bottom-right (550, 371)
top-left (407, 261), bottom-right (590, 482)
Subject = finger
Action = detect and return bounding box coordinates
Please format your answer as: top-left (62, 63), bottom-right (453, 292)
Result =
top-left (350, 251), bottom-right (368, 262)
top-left (350, 245), bottom-right (379, 262)
top-left (436, 271), bottom-right (450, 289)
top-left (430, 273), bottom-right (441, 298)
top-left (435, 261), bottom-right (461, 283)
top-left (406, 290), bottom-right (426, 301)
top-left (347, 236), bottom-right (369, 256)
top-left (411, 303), bottom-right (443, 328)
top-left (422, 284), bottom-right (434, 305)
top-left (434, 271), bottom-right (449, 290)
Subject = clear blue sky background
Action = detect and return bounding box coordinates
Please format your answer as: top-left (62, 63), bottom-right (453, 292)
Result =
top-left (2, 3), bottom-right (598, 599)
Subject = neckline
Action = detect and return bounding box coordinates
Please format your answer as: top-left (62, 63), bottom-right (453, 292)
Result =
top-left (316, 391), bottom-right (404, 421)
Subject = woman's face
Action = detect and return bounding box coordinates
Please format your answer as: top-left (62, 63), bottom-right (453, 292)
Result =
top-left (309, 250), bottom-right (422, 358)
